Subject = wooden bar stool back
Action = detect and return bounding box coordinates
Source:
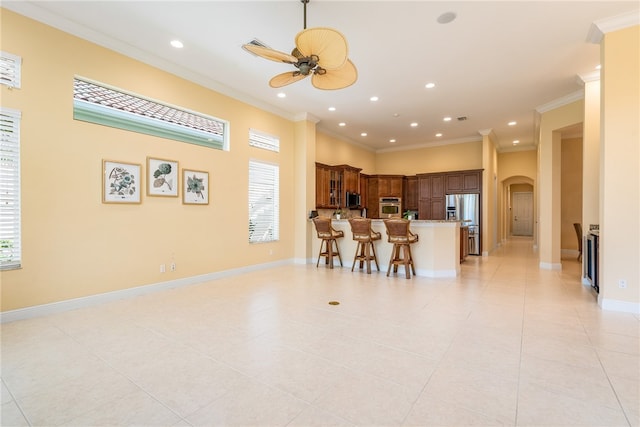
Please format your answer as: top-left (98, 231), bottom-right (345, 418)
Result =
top-left (312, 216), bottom-right (344, 268)
top-left (384, 218), bottom-right (419, 279)
top-left (348, 217), bottom-right (382, 274)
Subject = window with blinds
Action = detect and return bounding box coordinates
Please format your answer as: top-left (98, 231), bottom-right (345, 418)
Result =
top-left (249, 160), bottom-right (279, 243)
top-left (0, 108), bottom-right (21, 270)
top-left (0, 51), bottom-right (22, 89)
top-left (73, 77), bottom-right (229, 150)
top-left (249, 129), bottom-right (279, 152)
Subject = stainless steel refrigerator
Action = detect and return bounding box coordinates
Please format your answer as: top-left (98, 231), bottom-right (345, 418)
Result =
top-left (446, 194), bottom-right (480, 255)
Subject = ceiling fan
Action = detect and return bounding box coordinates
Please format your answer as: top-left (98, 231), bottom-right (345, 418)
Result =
top-left (242, 0), bottom-right (357, 90)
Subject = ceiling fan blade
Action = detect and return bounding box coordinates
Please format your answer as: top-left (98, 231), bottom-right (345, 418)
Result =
top-left (269, 71), bottom-right (308, 88)
top-left (242, 44), bottom-right (298, 64)
top-left (295, 27), bottom-right (348, 70)
top-left (311, 59), bottom-right (357, 90)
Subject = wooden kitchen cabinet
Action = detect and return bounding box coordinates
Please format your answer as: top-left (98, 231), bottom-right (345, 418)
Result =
top-left (371, 175), bottom-right (403, 198)
top-left (404, 176), bottom-right (418, 211)
top-left (315, 163), bottom-right (362, 209)
top-left (445, 169), bottom-right (482, 193)
top-left (342, 166), bottom-right (361, 195)
top-left (460, 226), bottom-right (469, 262)
top-left (359, 174), bottom-right (369, 208)
top-left (417, 173), bottom-right (445, 220)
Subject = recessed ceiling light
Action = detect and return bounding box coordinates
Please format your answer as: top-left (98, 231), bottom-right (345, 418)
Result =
top-left (338, 122), bottom-right (346, 127)
top-left (370, 96), bottom-right (379, 102)
top-left (443, 117), bottom-right (452, 122)
top-left (277, 92), bottom-right (286, 98)
top-left (437, 11), bottom-right (457, 24)
top-left (435, 133), bottom-right (443, 137)
top-left (170, 40), bottom-right (184, 49)
top-left (513, 140), bottom-right (520, 145)
top-left (361, 132), bottom-right (367, 137)
top-left (410, 122), bottom-right (419, 127)
top-left (328, 106), bottom-right (336, 111)
top-left (508, 121), bottom-right (517, 126)
top-left (425, 82), bottom-right (436, 89)
top-left (389, 139), bottom-right (396, 143)
top-left (393, 113), bottom-right (400, 118)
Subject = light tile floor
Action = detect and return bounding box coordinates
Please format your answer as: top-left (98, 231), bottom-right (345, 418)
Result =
top-left (1, 237), bottom-right (639, 426)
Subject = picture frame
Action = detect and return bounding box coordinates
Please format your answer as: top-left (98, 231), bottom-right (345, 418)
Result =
top-left (102, 160), bottom-right (142, 204)
top-left (146, 157), bottom-right (179, 197)
top-left (182, 169), bottom-right (209, 205)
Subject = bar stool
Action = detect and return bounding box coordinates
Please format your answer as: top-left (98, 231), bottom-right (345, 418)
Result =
top-left (312, 216), bottom-right (344, 268)
top-left (384, 218), bottom-right (419, 279)
top-left (348, 217), bottom-right (381, 274)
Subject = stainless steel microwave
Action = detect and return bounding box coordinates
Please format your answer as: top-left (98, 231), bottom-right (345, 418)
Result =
top-left (379, 197), bottom-right (401, 218)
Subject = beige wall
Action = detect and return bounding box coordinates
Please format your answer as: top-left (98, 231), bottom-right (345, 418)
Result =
top-left (537, 100), bottom-right (584, 269)
top-left (375, 141), bottom-right (483, 175)
top-left (582, 79), bottom-right (601, 242)
top-left (316, 132), bottom-right (376, 174)
top-left (561, 138), bottom-right (583, 251)
top-left (599, 25), bottom-right (639, 310)
top-left (0, 10), bottom-right (299, 311)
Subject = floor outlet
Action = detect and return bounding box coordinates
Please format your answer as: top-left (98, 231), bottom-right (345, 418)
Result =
top-left (160, 264), bottom-right (166, 273)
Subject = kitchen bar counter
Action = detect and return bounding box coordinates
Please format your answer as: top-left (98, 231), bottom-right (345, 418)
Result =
top-left (310, 219), bottom-right (461, 277)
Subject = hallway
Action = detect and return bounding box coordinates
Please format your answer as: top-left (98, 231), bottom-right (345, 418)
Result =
top-left (1, 238), bottom-right (638, 426)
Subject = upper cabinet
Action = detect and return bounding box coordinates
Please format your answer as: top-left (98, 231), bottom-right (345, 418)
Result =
top-left (445, 170), bottom-right (482, 193)
top-left (315, 163), bottom-right (362, 208)
top-left (370, 175), bottom-right (403, 198)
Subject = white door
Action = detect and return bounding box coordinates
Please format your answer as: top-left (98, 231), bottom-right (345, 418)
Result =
top-left (512, 192), bottom-right (533, 236)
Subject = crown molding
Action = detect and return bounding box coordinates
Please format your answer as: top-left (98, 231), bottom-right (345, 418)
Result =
top-left (294, 113), bottom-right (320, 124)
top-left (577, 71), bottom-right (600, 85)
top-left (375, 136), bottom-right (482, 154)
top-left (536, 90), bottom-right (584, 114)
top-left (587, 9), bottom-right (640, 43)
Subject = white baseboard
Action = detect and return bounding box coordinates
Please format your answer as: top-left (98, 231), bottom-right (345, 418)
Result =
top-left (0, 259), bottom-right (293, 324)
top-left (540, 262), bottom-right (562, 270)
top-left (598, 296), bottom-right (640, 314)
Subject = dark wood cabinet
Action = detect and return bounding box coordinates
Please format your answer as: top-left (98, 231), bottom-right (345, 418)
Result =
top-left (373, 175), bottom-right (403, 198)
top-left (315, 163), bottom-right (362, 208)
top-left (359, 174), bottom-right (369, 209)
top-left (403, 176), bottom-right (418, 211)
top-left (460, 226), bottom-right (469, 262)
top-left (366, 175), bottom-right (403, 218)
top-left (417, 173), bottom-right (445, 220)
top-left (445, 170), bottom-right (482, 193)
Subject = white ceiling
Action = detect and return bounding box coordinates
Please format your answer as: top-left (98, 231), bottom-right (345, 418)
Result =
top-left (4, 1), bottom-right (638, 152)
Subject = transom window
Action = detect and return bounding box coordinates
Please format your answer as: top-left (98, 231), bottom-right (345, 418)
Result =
top-left (73, 77), bottom-right (229, 150)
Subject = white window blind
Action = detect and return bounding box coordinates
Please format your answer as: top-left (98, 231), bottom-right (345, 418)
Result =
top-left (0, 51), bottom-right (22, 89)
top-left (0, 108), bottom-right (21, 270)
top-left (249, 160), bottom-right (279, 243)
top-left (249, 129), bottom-right (279, 152)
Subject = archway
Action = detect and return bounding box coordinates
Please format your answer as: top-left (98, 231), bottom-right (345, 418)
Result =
top-left (500, 175), bottom-right (536, 247)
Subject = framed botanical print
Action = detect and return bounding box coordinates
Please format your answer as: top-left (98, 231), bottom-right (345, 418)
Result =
top-left (182, 169), bottom-right (209, 205)
top-left (147, 157), bottom-right (179, 197)
top-left (102, 160), bottom-right (141, 204)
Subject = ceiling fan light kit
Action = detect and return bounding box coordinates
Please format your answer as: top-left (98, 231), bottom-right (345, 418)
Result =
top-left (242, 0), bottom-right (357, 90)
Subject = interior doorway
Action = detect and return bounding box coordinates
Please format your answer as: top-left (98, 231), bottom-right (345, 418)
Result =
top-left (512, 192), bottom-right (533, 236)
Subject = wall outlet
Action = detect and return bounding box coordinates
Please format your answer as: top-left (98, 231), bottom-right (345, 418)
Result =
top-left (618, 279), bottom-right (627, 289)
top-left (160, 264), bottom-right (166, 273)
top-left (170, 262), bottom-right (176, 272)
